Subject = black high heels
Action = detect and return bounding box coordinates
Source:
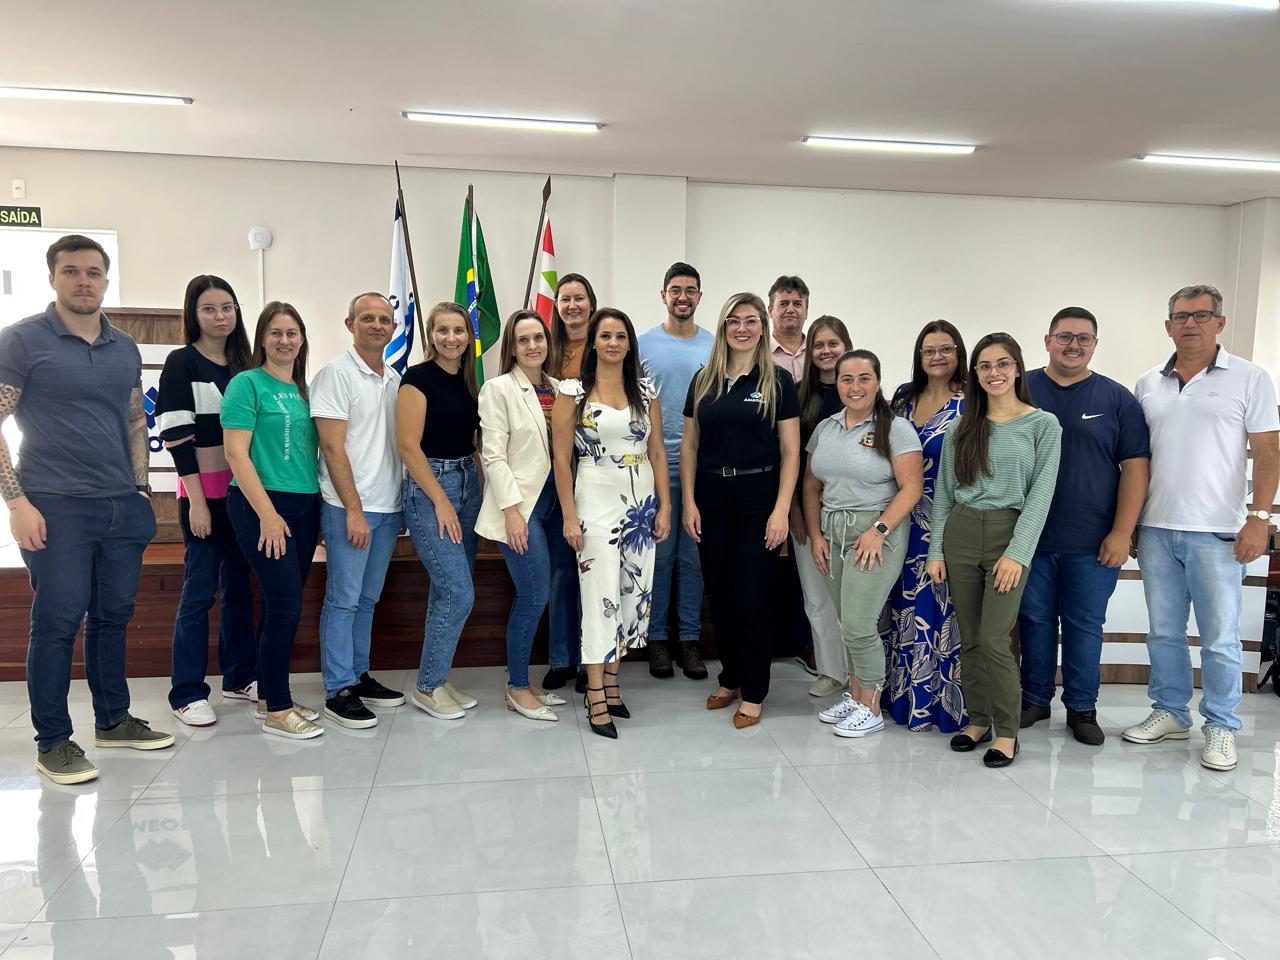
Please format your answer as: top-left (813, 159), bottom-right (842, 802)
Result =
top-left (949, 728), bottom-right (993, 752)
top-left (603, 680), bottom-right (630, 719)
top-left (584, 685), bottom-right (618, 739)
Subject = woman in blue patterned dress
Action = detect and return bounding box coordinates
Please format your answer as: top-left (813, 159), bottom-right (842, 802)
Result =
top-left (882, 320), bottom-right (968, 732)
top-left (552, 308), bottom-right (671, 740)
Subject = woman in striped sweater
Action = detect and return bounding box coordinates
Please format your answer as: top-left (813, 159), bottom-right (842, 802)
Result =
top-left (925, 333), bottom-right (1061, 768)
top-left (155, 275), bottom-right (256, 727)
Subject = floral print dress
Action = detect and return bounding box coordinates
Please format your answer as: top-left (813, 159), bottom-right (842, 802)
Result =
top-left (881, 392), bottom-right (968, 732)
top-left (561, 378), bottom-right (659, 665)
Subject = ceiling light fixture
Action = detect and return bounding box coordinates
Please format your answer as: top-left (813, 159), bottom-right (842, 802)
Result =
top-left (1139, 153), bottom-right (1280, 173)
top-left (802, 136), bottom-right (977, 156)
top-left (403, 111), bottom-right (601, 133)
top-left (1084, 1), bottom-right (1278, 8)
top-left (0, 85), bottom-right (192, 105)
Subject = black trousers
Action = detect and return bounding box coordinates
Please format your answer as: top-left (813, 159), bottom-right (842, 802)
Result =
top-left (695, 469), bottom-right (781, 703)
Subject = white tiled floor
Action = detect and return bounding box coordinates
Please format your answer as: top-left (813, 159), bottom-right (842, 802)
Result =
top-left (0, 664), bottom-right (1276, 958)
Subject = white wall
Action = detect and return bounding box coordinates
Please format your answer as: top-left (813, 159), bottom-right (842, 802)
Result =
top-left (687, 182), bottom-right (1229, 392)
top-left (0, 145), bottom-right (1242, 391)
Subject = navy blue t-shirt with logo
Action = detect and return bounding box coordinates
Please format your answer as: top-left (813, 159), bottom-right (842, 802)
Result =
top-left (1027, 367), bottom-right (1151, 554)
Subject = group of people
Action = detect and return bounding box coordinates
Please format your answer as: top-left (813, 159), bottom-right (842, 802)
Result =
top-left (1, 235), bottom-right (1275, 786)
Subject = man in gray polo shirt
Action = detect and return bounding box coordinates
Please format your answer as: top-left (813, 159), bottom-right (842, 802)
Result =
top-left (0, 234), bottom-right (173, 786)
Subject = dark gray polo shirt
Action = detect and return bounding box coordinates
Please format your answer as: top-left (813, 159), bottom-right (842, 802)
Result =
top-left (0, 303), bottom-right (141, 498)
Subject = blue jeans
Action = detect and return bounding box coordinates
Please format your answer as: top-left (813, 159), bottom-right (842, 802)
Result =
top-left (649, 476), bottom-right (703, 644)
top-left (169, 496), bottom-right (256, 709)
top-left (318, 502), bottom-right (402, 698)
top-left (1017, 550), bottom-right (1121, 712)
top-left (226, 487), bottom-right (320, 713)
top-left (404, 459), bottom-right (480, 691)
top-left (498, 480), bottom-right (575, 689)
top-left (22, 493), bottom-right (156, 752)
top-left (1137, 525), bottom-right (1246, 732)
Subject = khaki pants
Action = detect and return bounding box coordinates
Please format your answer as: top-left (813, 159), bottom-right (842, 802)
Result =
top-left (821, 509), bottom-right (908, 691)
top-left (941, 505), bottom-right (1028, 738)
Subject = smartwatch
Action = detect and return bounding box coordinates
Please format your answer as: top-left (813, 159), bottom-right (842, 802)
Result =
top-left (136, 483), bottom-right (152, 496)
top-left (872, 520), bottom-right (890, 536)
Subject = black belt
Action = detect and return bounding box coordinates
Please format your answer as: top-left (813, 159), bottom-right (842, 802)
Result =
top-left (703, 465), bottom-right (775, 477)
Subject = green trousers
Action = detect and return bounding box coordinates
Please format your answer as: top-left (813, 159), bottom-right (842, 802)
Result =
top-left (821, 508), bottom-right (908, 691)
top-left (941, 505), bottom-right (1028, 738)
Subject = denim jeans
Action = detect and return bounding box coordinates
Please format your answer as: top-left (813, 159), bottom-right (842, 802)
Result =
top-left (404, 459), bottom-right (480, 691)
top-left (169, 496), bottom-right (256, 709)
top-left (318, 502), bottom-right (402, 698)
top-left (498, 479), bottom-right (574, 689)
top-left (1137, 525), bottom-right (1246, 732)
top-left (226, 487), bottom-right (320, 713)
top-left (1017, 549), bottom-right (1121, 712)
top-left (547, 535), bottom-right (581, 670)
top-left (649, 476), bottom-right (704, 645)
top-left (22, 493), bottom-right (156, 752)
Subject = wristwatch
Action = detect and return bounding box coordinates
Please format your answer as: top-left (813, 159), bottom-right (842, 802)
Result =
top-left (1246, 509), bottom-right (1273, 524)
top-left (136, 483), bottom-right (152, 496)
top-left (872, 520), bottom-right (890, 536)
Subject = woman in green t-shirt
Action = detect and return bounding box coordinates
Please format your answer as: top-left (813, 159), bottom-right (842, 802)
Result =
top-left (222, 301), bottom-right (322, 741)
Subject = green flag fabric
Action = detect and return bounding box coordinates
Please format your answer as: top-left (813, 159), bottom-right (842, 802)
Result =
top-left (454, 194), bottom-right (501, 385)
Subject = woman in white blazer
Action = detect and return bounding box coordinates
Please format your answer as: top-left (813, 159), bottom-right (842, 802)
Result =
top-left (477, 310), bottom-right (576, 721)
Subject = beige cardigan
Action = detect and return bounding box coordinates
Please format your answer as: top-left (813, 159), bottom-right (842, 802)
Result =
top-left (474, 366), bottom-right (560, 543)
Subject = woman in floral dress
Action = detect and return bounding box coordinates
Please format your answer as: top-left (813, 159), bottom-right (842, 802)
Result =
top-left (552, 308), bottom-right (671, 739)
top-left (882, 320), bottom-right (968, 732)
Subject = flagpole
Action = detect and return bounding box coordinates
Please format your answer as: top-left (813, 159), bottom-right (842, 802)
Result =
top-left (522, 176), bottom-right (552, 311)
top-left (466, 184), bottom-right (483, 372)
top-left (393, 161), bottom-right (428, 351)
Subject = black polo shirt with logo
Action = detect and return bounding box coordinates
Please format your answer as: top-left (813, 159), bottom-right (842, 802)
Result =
top-left (683, 365), bottom-right (800, 471)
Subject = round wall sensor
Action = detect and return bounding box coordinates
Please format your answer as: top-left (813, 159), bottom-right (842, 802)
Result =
top-left (247, 226), bottom-right (274, 251)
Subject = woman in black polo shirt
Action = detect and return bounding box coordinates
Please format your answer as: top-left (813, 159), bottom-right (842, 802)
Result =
top-left (681, 292), bottom-right (801, 727)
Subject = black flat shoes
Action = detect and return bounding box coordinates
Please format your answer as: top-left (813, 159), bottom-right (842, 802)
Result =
top-left (982, 740), bottom-right (1020, 768)
top-left (949, 729), bottom-right (993, 752)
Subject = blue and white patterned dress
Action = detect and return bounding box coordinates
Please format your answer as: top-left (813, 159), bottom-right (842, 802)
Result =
top-left (561, 378), bottom-right (659, 665)
top-left (881, 392), bottom-right (967, 732)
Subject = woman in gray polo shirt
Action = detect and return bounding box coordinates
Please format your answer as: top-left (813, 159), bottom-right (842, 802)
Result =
top-left (803, 350), bottom-right (924, 738)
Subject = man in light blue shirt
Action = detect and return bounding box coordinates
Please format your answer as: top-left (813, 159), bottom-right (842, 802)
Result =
top-left (638, 262), bottom-right (713, 679)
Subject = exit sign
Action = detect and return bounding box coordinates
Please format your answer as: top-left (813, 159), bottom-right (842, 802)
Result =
top-left (0, 206), bottom-right (42, 227)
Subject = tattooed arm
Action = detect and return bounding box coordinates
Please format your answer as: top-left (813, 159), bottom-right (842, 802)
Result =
top-left (0, 383), bottom-right (47, 550)
top-left (129, 386), bottom-right (150, 494)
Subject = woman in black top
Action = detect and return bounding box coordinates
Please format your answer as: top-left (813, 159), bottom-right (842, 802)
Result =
top-left (396, 301), bottom-right (483, 720)
top-left (791, 315), bottom-right (853, 695)
top-left (155, 274), bottom-right (256, 727)
top-left (681, 292), bottom-right (801, 727)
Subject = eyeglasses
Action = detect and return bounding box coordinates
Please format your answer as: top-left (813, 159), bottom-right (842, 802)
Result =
top-left (920, 346), bottom-right (956, 359)
top-left (666, 286), bottom-right (700, 298)
top-left (197, 304), bottom-right (237, 319)
top-left (726, 317), bottom-right (761, 329)
top-left (1051, 332), bottom-right (1097, 347)
top-left (1168, 311), bottom-right (1219, 326)
top-left (975, 358), bottom-right (1018, 375)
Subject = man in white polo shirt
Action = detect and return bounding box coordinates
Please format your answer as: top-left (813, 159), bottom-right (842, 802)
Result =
top-left (1124, 283), bottom-right (1279, 772)
top-left (311, 292), bottom-right (407, 728)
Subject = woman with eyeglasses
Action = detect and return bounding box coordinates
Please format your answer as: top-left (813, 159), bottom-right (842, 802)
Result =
top-left (791, 316), bottom-right (854, 697)
top-left (883, 320), bottom-right (969, 733)
top-left (925, 333), bottom-right (1061, 768)
top-left (681, 292), bottom-right (800, 728)
top-left (156, 276), bottom-right (257, 728)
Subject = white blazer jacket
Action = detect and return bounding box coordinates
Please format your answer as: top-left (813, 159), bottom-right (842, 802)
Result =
top-left (475, 366), bottom-right (560, 543)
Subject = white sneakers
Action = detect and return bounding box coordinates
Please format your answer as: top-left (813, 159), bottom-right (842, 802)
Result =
top-left (223, 682), bottom-right (258, 702)
top-left (818, 693), bottom-right (884, 738)
top-left (1201, 727), bottom-right (1238, 771)
top-left (819, 693), bottom-right (862, 724)
top-left (172, 699), bottom-right (217, 728)
top-left (1121, 708), bottom-right (1238, 772)
top-left (1121, 708), bottom-right (1191, 744)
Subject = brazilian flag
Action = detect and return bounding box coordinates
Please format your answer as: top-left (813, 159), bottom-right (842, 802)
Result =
top-left (454, 190), bottom-right (500, 385)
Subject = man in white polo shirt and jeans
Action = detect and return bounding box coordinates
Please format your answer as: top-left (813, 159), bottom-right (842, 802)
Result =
top-left (1124, 283), bottom-right (1278, 772)
top-left (311, 292), bottom-right (408, 728)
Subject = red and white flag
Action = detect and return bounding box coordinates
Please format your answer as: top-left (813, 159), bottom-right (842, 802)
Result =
top-left (527, 210), bottom-right (557, 325)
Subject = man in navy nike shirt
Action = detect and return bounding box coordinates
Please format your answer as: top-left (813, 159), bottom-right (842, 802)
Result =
top-left (1016, 307), bottom-right (1151, 744)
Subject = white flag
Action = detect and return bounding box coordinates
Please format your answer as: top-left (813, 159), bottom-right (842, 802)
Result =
top-left (385, 201), bottom-right (415, 375)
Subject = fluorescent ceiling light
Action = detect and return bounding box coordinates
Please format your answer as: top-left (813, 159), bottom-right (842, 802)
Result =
top-left (1082, 1), bottom-right (1278, 8)
top-left (802, 136), bottom-right (976, 155)
top-left (403, 111), bottom-right (600, 133)
top-left (0, 85), bottom-right (191, 105)
top-left (1139, 153), bottom-right (1280, 172)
